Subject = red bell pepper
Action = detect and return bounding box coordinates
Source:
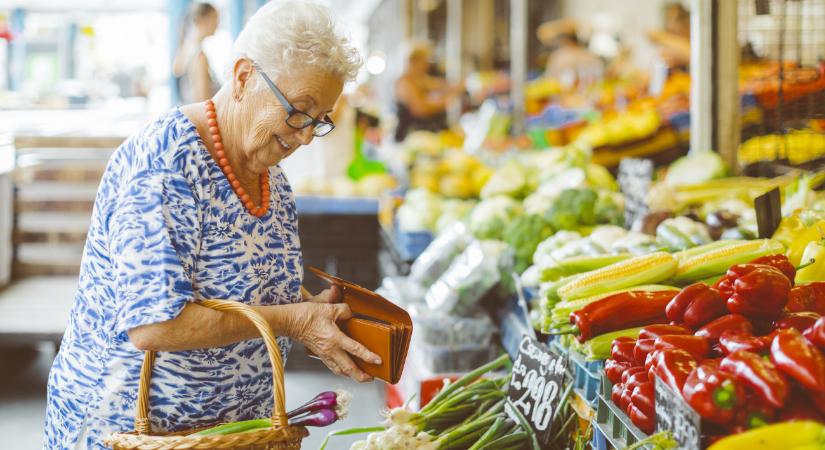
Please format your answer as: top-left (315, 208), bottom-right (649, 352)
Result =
top-left (621, 366), bottom-right (646, 384)
top-left (611, 382), bottom-right (624, 406)
top-left (634, 338), bottom-right (656, 365)
top-left (779, 390), bottom-right (825, 422)
top-left (812, 390), bottom-right (825, 415)
top-left (803, 317), bottom-right (825, 349)
top-left (695, 314), bottom-right (753, 344)
top-left (732, 394), bottom-right (776, 431)
top-left (625, 371), bottom-right (650, 390)
top-left (770, 328), bottom-right (825, 393)
top-left (749, 254), bottom-right (796, 283)
top-left (654, 334), bottom-right (710, 360)
top-left (727, 266), bottom-right (791, 319)
top-left (604, 359), bottom-right (635, 384)
top-left (666, 282), bottom-right (728, 328)
top-left (611, 337), bottom-right (637, 363)
top-left (653, 348), bottom-right (697, 396)
top-left (569, 290), bottom-right (678, 342)
top-left (787, 282), bottom-right (825, 315)
top-left (629, 404), bottom-right (655, 434)
top-left (720, 350), bottom-right (789, 408)
top-left (621, 373), bottom-right (647, 412)
top-left (718, 329), bottom-right (770, 355)
top-left (773, 311), bottom-right (820, 332)
top-left (639, 324), bottom-right (692, 340)
top-left (714, 263), bottom-right (765, 299)
top-left (645, 349), bottom-right (661, 382)
top-left (682, 360), bottom-right (745, 425)
top-left (620, 385), bottom-right (634, 412)
top-left (630, 381), bottom-right (655, 418)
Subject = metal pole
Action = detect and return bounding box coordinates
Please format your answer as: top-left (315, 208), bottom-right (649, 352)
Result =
top-left (714, 0), bottom-right (741, 171)
top-left (168, 0), bottom-right (191, 106)
top-left (8, 8), bottom-right (25, 92)
top-left (510, 0), bottom-right (527, 136)
top-left (690, 0), bottom-right (713, 153)
top-left (229, 0), bottom-right (245, 40)
top-left (446, 0), bottom-right (462, 125)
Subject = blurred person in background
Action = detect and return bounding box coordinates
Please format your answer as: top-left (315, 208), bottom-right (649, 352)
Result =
top-left (394, 42), bottom-right (462, 142)
top-left (647, 2), bottom-right (691, 72)
top-left (537, 18), bottom-right (604, 86)
top-left (173, 2), bottom-right (221, 103)
top-left (44, 3), bottom-right (381, 449)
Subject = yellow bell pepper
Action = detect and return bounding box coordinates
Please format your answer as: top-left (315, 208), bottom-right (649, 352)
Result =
top-left (707, 421), bottom-right (825, 450)
top-left (773, 214), bottom-right (825, 266)
top-left (797, 239), bottom-right (825, 284)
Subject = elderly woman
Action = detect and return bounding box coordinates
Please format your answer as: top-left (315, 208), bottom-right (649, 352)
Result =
top-left (44, 3), bottom-right (379, 449)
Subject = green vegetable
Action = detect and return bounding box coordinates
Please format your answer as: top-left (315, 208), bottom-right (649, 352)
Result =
top-left (504, 214), bottom-right (555, 273)
top-left (594, 190), bottom-right (625, 226)
top-left (545, 188), bottom-right (598, 230)
top-left (191, 419), bottom-right (272, 436)
top-left (469, 196), bottom-right (523, 240)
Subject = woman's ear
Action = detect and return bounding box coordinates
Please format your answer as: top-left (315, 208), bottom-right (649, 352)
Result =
top-left (231, 58), bottom-right (254, 102)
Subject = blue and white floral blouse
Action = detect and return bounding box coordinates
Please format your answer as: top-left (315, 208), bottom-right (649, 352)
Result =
top-left (44, 109), bottom-right (303, 450)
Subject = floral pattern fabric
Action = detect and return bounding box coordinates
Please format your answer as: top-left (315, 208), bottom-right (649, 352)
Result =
top-left (44, 108), bottom-right (302, 450)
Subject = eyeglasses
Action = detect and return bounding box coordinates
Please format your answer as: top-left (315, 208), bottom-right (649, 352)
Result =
top-left (253, 63), bottom-right (335, 137)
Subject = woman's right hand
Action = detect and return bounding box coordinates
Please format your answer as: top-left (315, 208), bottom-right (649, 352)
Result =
top-left (284, 302), bottom-right (381, 382)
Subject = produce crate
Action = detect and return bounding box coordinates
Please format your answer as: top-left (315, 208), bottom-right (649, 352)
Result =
top-left (595, 376), bottom-right (650, 449)
top-left (569, 350), bottom-right (604, 407)
top-left (591, 426), bottom-right (610, 450)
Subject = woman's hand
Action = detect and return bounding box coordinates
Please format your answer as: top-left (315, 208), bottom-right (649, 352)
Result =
top-left (285, 301), bottom-right (381, 382)
top-left (305, 285), bottom-right (343, 304)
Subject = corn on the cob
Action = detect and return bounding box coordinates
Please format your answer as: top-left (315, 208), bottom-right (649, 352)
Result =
top-left (556, 252), bottom-right (677, 301)
top-left (540, 254), bottom-right (633, 281)
top-left (673, 238), bottom-right (785, 284)
top-left (673, 240), bottom-right (749, 262)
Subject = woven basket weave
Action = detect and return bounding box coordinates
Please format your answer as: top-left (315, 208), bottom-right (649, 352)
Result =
top-left (105, 300), bottom-right (308, 450)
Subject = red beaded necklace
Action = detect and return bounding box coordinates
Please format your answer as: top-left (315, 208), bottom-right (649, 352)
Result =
top-left (205, 99), bottom-right (270, 218)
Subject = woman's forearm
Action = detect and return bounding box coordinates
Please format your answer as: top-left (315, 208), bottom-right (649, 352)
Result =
top-left (127, 301), bottom-right (302, 352)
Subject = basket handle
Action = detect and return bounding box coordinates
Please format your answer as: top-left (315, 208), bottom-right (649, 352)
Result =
top-left (134, 299), bottom-right (289, 434)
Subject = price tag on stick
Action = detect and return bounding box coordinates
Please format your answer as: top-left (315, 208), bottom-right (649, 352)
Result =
top-left (618, 158), bottom-right (654, 229)
top-left (655, 377), bottom-right (700, 450)
top-left (506, 335), bottom-right (567, 446)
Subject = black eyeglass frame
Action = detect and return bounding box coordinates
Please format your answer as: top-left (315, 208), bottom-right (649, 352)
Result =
top-left (252, 62), bottom-right (335, 137)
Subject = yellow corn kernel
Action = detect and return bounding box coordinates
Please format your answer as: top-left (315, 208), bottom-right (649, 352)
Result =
top-left (557, 252), bottom-right (677, 301)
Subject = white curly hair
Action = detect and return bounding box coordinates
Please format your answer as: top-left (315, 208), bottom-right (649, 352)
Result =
top-left (232, 0), bottom-right (362, 88)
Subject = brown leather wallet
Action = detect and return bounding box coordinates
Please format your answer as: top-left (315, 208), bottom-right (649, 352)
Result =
top-left (308, 267), bottom-right (413, 384)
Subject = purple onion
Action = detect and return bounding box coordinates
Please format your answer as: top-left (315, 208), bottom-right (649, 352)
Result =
top-left (288, 408), bottom-right (338, 427)
top-left (287, 391), bottom-right (338, 418)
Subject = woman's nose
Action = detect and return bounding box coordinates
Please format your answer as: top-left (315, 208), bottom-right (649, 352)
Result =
top-left (296, 126), bottom-right (314, 146)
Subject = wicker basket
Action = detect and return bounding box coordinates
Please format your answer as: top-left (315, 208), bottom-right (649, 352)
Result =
top-left (105, 299), bottom-right (309, 450)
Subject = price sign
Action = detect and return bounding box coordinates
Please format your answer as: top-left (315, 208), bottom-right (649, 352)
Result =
top-left (618, 158), bottom-right (654, 229)
top-left (755, 187), bottom-right (782, 238)
top-left (655, 377), bottom-right (700, 450)
top-left (506, 335), bottom-right (567, 446)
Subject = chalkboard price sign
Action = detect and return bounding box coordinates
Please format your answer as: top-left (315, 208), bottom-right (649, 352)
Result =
top-left (506, 335), bottom-right (567, 445)
top-left (618, 158), bottom-right (654, 229)
top-left (655, 377), bottom-right (700, 450)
